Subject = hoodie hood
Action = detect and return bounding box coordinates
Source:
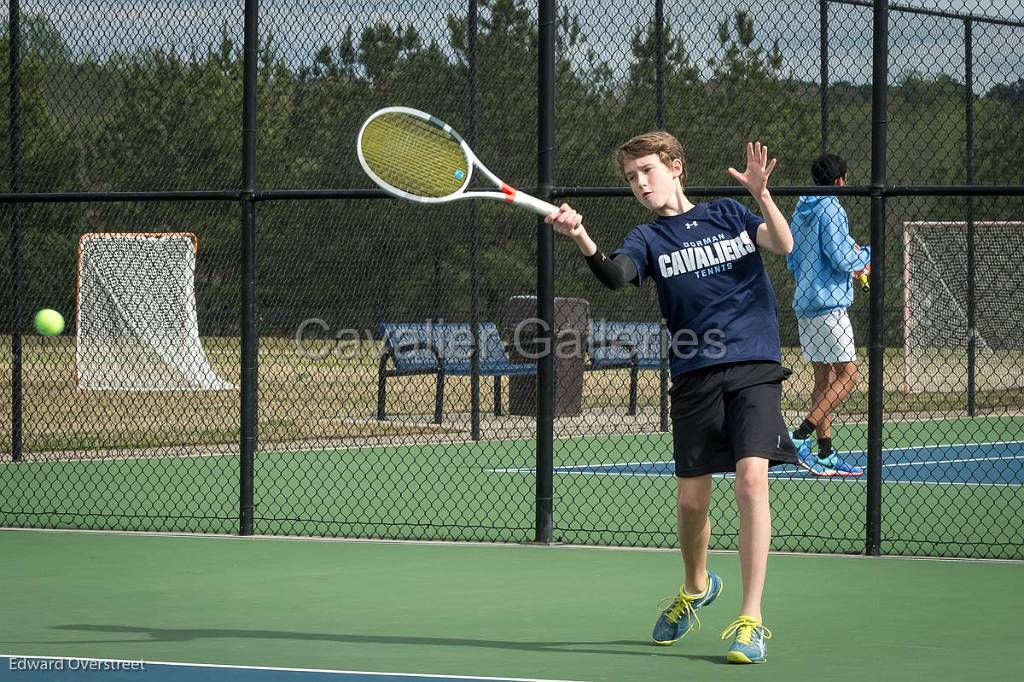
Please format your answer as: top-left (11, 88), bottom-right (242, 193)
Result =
top-left (794, 194), bottom-right (830, 214)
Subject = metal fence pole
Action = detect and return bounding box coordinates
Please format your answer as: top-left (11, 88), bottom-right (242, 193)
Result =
top-left (239, 0), bottom-right (259, 536)
top-left (964, 19), bottom-right (976, 417)
top-left (820, 0), bottom-right (830, 153)
top-left (866, 0), bottom-right (889, 557)
top-left (468, 0), bottom-right (482, 441)
top-left (8, 0), bottom-right (23, 463)
top-left (535, 0), bottom-right (556, 544)
top-left (466, 0), bottom-right (481, 436)
top-left (655, 0), bottom-right (665, 128)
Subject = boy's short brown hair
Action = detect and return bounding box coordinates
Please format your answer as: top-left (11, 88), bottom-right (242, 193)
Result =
top-left (615, 131), bottom-right (687, 186)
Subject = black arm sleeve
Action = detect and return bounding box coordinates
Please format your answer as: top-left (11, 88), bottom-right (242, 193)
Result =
top-left (585, 252), bottom-right (639, 290)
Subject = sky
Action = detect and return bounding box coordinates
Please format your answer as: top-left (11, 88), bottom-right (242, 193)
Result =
top-left (10, 0), bottom-right (1024, 91)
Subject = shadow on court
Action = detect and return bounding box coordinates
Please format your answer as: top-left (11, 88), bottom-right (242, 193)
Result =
top-left (16, 624), bottom-right (725, 665)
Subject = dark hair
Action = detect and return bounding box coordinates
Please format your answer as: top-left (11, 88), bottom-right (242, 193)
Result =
top-left (811, 153), bottom-right (847, 186)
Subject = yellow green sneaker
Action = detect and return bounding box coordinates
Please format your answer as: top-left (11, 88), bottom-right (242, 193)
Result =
top-left (721, 615), bottom-right (772, 663)
top-left (650, 571), bottom-right (722, 645)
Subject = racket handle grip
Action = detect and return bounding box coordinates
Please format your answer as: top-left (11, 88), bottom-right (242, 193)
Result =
top-left (509, 190), bottom-right (560, 216)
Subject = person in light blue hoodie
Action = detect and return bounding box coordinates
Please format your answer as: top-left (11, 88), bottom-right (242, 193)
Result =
top-left (786, 154), bottom-right (870, 476)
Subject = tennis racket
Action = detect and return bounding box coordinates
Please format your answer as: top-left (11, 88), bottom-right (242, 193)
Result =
top-left (356, 106), bottom-right (560, 216)
top-left (854, 264), bottom-right (870, 291)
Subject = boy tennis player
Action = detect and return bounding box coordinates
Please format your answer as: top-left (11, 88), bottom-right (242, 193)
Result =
top-left (546, 133), bottom-right (797, 664)
top-left (786, 153), bottom-right (870, 476)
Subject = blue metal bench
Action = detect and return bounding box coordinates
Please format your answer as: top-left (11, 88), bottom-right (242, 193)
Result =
top-left (377, 322), bottom-right (536, 423)
top-left (586, 320), bottom-right (669, 424)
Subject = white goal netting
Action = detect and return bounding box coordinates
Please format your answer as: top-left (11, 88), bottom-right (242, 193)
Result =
top-left (903, 221), bottom-right (1024, 394)
top-left (76, 232), bottom-right (234, 391)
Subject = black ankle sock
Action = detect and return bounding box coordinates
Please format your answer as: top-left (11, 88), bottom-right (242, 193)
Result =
top-left (817, 437), bottom-right (833, 459)
top-left (793, 419), bottom-right (816, 440)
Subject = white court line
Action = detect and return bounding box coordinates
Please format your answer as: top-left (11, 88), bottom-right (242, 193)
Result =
top-left (488, 444), bottom-right (1024, 487)
top-left (490, 441), bottom-right (1024, 474)
top-left (488, 468), bottom-right (1022, 487)
top-left (834, 412), bottom-right (1022, 428)
top-left (488, 460), bottom-right (667, 475)
top-left (491, 456), bottom-right (1024, 475)
top-left (3, 429), bottom-right (669, 465)
top-left (493, 469), bottom-right (1022, 486)
top-left (0, 655), bottom-right (588, 682)
top-left (13, 435), bottom-right (1019, 466)
top-left (853, 439), bottom-right (1024, 453)
top-left (883, 454), bottom-right (1024, 467)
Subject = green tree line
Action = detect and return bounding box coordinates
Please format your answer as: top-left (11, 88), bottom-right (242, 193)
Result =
top-left (2, 1), bottom-right (1022, 341)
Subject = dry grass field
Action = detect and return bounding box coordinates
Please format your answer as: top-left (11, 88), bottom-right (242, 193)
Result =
top-left (2, 335), bottom-right (1020, 456)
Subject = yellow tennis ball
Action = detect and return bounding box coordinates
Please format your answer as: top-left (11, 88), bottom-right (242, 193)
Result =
top-left (33, 309), bottom-right (65, 336)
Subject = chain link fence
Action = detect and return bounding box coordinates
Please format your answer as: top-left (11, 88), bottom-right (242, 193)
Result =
top-left (2, 1), bottom-right (1022, 558)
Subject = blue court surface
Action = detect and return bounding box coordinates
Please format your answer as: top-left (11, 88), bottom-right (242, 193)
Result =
top-left (495, 441), bottom-right (1024, 485)
top-left (0, 657), bottom-right (584, 682)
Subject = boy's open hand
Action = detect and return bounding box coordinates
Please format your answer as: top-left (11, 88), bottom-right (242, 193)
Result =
top-left (728, 142), bottom-right (778, 198)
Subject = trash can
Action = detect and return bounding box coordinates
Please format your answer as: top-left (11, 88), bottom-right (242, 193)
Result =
top-left (505, 295), bottom-right (590, 417)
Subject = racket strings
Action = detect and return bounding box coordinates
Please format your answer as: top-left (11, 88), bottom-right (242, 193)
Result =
top-left (360, 113), bottom-right (469, 199)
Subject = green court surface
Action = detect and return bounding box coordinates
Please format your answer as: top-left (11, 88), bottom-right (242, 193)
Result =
top-left (0, 530), bottom-right (1019, 681)
top-left (2, 416), bottom-right (1022, 557)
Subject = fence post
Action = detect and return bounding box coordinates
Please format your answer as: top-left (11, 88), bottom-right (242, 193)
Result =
top-left (820, 0), bottom-right (830, 153)
top-left (866, 0), bottom-right (889, 557)
top-left (468, 0), bottom-right (482, 441)
top-left (964, 19), bottom-right (976, 416)
top-left (8, 0), bottom-right (23, 463)
top-left (239, 0), bottom-right (259, 536)
top-left (535, 0), bottom-right (556, 544)
top-left (655, 0), bottom-right (665, 128)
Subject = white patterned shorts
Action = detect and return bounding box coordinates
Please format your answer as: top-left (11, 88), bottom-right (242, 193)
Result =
top-left (797, 309), bottom-right (856, 363)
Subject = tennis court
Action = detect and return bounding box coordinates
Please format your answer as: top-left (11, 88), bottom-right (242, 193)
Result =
top-left (4, 415), bottom-right (1023, 557)
top-left (1, 529), bottom-right (1020, 682)
top-left (507, 439), bottom-right (1024, 485)
top-left (3, 0), bottom-right (1024, 680)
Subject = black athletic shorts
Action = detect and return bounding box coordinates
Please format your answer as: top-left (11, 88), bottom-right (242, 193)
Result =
top-left (670, 360), bottom-right (799, 478)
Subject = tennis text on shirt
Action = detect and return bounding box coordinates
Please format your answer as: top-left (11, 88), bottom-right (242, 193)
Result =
top-left (658, 231), bottom-right (757, 278)
top-left (610, 198), bottom-right (784, 377)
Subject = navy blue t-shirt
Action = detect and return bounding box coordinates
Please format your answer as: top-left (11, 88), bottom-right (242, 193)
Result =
top-left (612, 198), bottom-right (783, 378)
